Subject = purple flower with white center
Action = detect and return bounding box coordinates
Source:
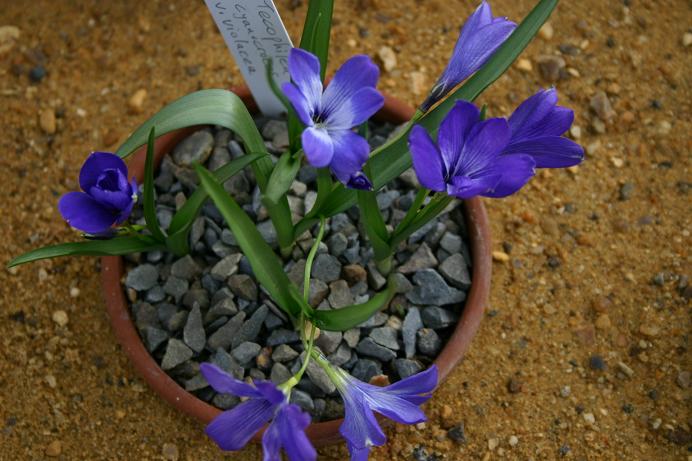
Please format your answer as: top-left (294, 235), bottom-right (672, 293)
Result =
top-left (58, 152), bottom-right (138, 235)
top-left (421, 1), bottom-right (515, 112)
top-left (504, 88), bottom-right (584, 168)
top-left (409, 101), bottom-right (536, 199)
top-left (200, 363), bottom-right (316, 461)
top-left (282, 48), bottom-right (384, 190)
top-left (332, 364), bottom-right (438, 460)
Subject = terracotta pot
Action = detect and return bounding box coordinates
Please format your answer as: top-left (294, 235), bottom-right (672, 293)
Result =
top-left (101, 86), bottom-right (492, 447)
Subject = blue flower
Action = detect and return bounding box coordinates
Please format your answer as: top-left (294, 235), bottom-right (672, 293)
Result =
top-left (409, 101), bottom-right (536, 199)
top-left (421, 1), bottom-right (515, 111)
top-left (282, 48), bottom-right (384, 190)
top-left (200, 363), bottom-right (316, 461)
top-left (58, 152), bottom-right (137, 235)
top-left (504, 88), bottom-right (584, 168)
top-left (332, 365), bottom-right (438, 460)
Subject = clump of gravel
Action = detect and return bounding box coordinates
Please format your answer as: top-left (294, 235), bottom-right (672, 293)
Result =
top-left (123, 119), bottom-right (473, 421)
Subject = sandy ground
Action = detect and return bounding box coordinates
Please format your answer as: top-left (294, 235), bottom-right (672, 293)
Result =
top-left (1, 0), bottom-right (690, 459)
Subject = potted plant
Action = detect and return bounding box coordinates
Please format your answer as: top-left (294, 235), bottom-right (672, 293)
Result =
top-left (9, 1), bottom-right (583, 459)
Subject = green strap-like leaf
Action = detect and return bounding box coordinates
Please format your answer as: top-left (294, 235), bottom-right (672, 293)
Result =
top-left (357, 190), bottom-right (390, 262)
top-left (299, 0), bottom-right (334, 81)
top-left (263, 151), bottom-right (302, 208)
top-left (7, 236), bottom-right (165, 267)
top-left (194, 164), bottom-right (302, 318)
top-left (299, 0), bottom-right (559, 222)
top-left (114, 88), bottom-right (295, 252)
top-left (165, 152), bottom-right (267, 255)
top-left (311, 276), bottom-right (398, 331)
top-left (143, 127), bottom-right (166, 242)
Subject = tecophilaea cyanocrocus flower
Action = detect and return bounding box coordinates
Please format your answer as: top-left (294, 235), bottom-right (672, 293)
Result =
top-left (332, 364), bottom-right (438, 460)
top-left (200, 363), bottom-right (316, 461)
top-left (505, 88), bottom-right (584, 168)
top-left (409, 101), bottom-right (536, 199)
top-left (421, 1), bottom-right (515, 111)
top-left (282, 48), bottom-right (384, 190)
top-left (58, 152), bottom-right (137, 235)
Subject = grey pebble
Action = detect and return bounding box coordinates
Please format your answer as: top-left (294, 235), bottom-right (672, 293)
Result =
top-left (210, 254), bottom-right (242, 281)
top-left (161, 338), bottom-right (194, 370)
top-left (407, 269), bottom-right (465, 306)
top-left (439, 253), bottom-right (471, 289)
top-left (183, 304), bottom-right (206, 353)
top-left (272, 344), bottom-right (299, 362)
top-left (172, 130), bottom-right (214, 166)
top-left (144, 326), bottom-right (169, 352)
top-left (267, 328), bottom-right (300, 346)
top-left (315, 330), bottom-right (342, 355)
top-left (125, 264), bottom-right (159, 291)
top-left (312, 253), bottom-right (342, 283)
top-left (228, 274), bottom-right (258, 301)
top-left (402, 307), bottom-right (423, 358)
top-left (270, 362), bottom-right (292, 384)
top-left (328, 280), bottom-right (354, 308)
top-left (170, 255), bottom-right (202, 280)
top-left (351, 359), bottom-right (382, 382)
top-left (163, 276), bottom-right (188, 302)
top-left (207, 312), bottom-right (247, 350)
top-left (398, 243), bottom-right (438, 274)
top-left (232, 341), bottom-right (261, 364)
top-left (369, 326), bottom-right (400, 351)
top-left (394, 358), bottom-right (423, 379)
top-left (421, 306), bottom-right (459, 329)
top-left (356, 337), bottom-right (397, 362)
top-left (417, 328), bottom-right (442, 357)
top-left (232, 304), bottom-right (268, 348)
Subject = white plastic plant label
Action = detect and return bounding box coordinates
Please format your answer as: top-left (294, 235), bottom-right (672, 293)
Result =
top-left (204, 0), bottom-right (293, 116)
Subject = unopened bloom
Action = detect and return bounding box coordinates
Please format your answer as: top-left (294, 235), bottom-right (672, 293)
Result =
top-left (282, 48), bottom-right (384, 190)
top-left (421, 1), bottom-right (515, 111)
top-left (58, 152), bottom-right (138, 235)
top-left (504, 88), bottom-right (584, 167)
top-left (200, 363), bottom-right (316, 461)
top-left (332, 364), bottom-right (438, 460)
top-left (409, 101), bottom-right (536, 199)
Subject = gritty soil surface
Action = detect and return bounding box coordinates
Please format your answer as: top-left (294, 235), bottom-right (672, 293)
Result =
top-left (1, 0), bottom-right (690, 460)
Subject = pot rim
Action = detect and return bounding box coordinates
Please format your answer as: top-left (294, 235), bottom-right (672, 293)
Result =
top-left (100, 86), bottom-right (492, 447)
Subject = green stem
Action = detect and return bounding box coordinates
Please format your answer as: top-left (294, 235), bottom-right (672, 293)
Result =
top-left (279, 315), bottom-right (318, 392)
top-left (390, 193), bottom-right (453, 249)
top-left (303, 216), bottom-right (327, 302)
top-left (395, 188), bottom-right (429, 234)
top-left (310, 349), bottom-right (342, 384)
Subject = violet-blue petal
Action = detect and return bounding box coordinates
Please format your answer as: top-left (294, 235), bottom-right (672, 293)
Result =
top-left (262, 404), bottom-right (316, 461)
top-left (206, 398), bottom-right (275, 451)
top-left (78, 152), bottom-right (128, 192)
top-left (88, 170), bottom-right (133, 211)
top-left (325, 87), bottom-right (384, 130)
top-left (508, 88), bottom-right (558, 137)
top-left (482, 154), bottom-right (536, 198)
top-left (386, 365), bottom-right (438, 397)
top-left (365, 388), bottom-right (427, 424)
top-left (346, 172), bottom-right (373, 191)
top-left (340, 392), bottom-right (386, 452)
top-left (302, 127), bottom-right (334, 168)
top-left (437, 101), bottom-right (480, 174)
top-left (453, 117), bottom-right (510, 178)
top-left (347, 443), bottom-right (370, 461)
top-left (58, 191), bottom-right (119, 234)
top-left (409, 125), bottom-right (446, 192)
top-left (321, 55), bottom-right (380, 123)
top-left (328, 130), bottom-right (370, 185)
top-left (423, 1), bottom-right (515, 110)
top-left (281, 82), bottom-right (314, 127)
top-left (287, 48), bottom-right (323, 109)
top-left (447, 173), bottom-right (502, 199)
top-left (200, 363), bottom-right (263, 398)
top-left (503, 136), bottom-right (584, 168)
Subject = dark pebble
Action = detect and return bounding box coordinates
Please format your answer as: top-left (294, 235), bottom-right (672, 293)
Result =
top-left (447, 423), bottom-right (467, 444)
top-left (589, 355), bottom-right (607, 371)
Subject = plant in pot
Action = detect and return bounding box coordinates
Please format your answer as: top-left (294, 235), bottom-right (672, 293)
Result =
top-left (9, 0), bottom-right (583, 459)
